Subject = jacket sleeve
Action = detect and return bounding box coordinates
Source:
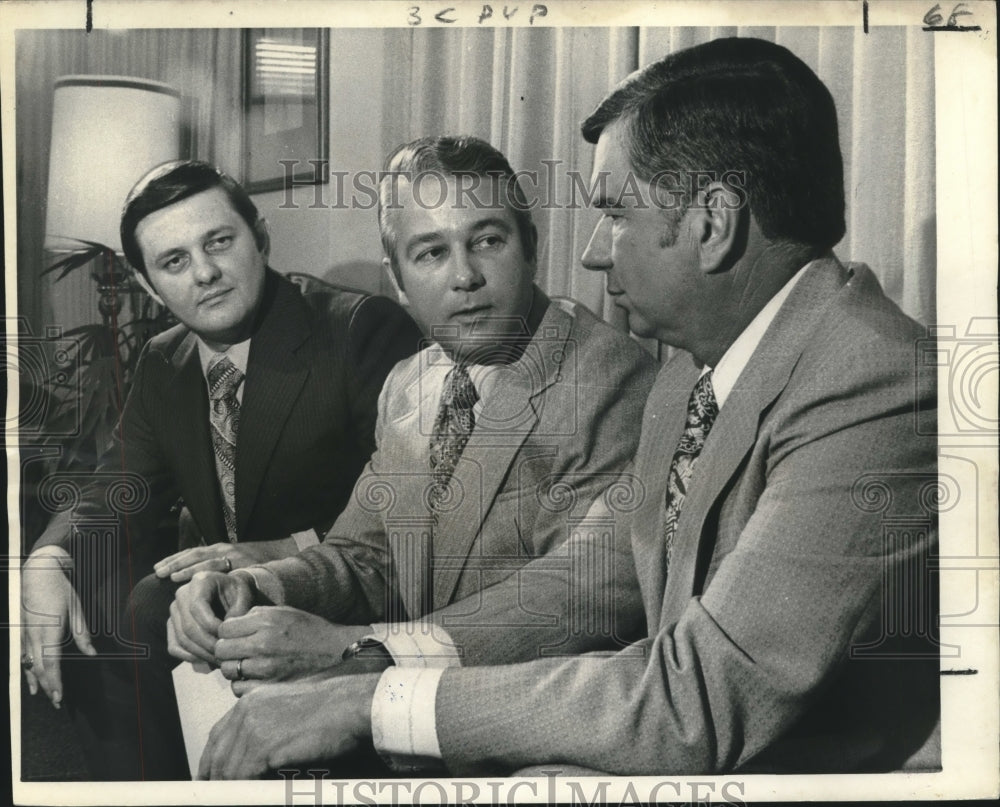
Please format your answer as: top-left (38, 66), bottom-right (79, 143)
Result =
top-left (32, 343), bottom-right (182, 595)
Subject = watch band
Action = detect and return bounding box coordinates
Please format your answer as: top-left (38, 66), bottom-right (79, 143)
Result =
top-left (342, 637), bottom-right (395, 666)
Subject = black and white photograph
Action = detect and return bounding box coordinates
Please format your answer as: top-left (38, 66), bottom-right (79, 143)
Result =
top-left (3, 1), bottom-right (997, 804)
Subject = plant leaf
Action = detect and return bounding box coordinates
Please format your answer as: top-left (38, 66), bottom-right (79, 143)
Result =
top-left (42, 247), bottom-right (104, 280)
top-left (65, 237), bottom-right (115, 252)
top-left (62, 324), bottom-right (109, 339)
top-left (46, 236), bottom-right (114, 252)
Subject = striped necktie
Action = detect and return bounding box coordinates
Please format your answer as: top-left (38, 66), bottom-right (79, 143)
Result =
top-left (663, 371), bottom-right (719, 571)
top-left (207, 355), bottom-right (243, 542)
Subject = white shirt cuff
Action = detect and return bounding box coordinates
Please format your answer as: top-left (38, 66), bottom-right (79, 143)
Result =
top-left (291, 528), bottom-right (321, 552)
top-left (370, 667), bottom-right (445, 771)
top-left (368, 622), bottom-right (462, 668)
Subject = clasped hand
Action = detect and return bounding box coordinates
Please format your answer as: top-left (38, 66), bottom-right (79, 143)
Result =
top-left (168, 572), bottom-right (369, 695)
top-left (198, 671), bottom-right (380, 779)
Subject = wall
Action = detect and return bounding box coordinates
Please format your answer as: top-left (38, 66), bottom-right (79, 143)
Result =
top-left (17, 26), bottom-right (936, 332)
top-left (252, 29), bottom-right (391, 295)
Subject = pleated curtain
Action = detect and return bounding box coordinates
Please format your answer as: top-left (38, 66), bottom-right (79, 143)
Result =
top-left (16, 26), bottom-right (935, 339)
top-left (378, 25), bottom-right (937, 333)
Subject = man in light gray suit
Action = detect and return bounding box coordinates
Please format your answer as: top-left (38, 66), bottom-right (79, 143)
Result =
top-left (193, 38), bottom-right (939, 778)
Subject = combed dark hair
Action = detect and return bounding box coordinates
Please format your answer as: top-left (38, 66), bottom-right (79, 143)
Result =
top-left (120, 160), bottom-right (263, 277)
top-left (581, 37), bottom-right (845, 252)
top-left (378, 136), bottom-right (538, 276)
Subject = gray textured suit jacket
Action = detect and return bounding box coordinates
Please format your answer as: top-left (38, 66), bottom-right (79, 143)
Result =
top-left (429, 257), bottom-right (939, 775)
top-left (257, 290), bottom-right (658, 623)
top-left (34, 271), bottom-right (421, 614)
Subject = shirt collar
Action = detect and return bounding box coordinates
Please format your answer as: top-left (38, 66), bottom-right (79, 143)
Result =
top-left (708, 261), bottom-right (811, 408)
top-left (197, 337), bottom-right (252, 379)
top-left (423, 288), bottom-right (550, 404)
top-left (423, 344), bottom-right (494, 402)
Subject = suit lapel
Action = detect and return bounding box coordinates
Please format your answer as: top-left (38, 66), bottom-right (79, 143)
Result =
top-left (657, 379), bottom-right (763, 626)
top-left (379, 352), bottom-right (440, 619)
top-left (631, 357), bottom-right (700, 632)
top-left (166, 333), bottom-right (227, 541)
top-left (235, 275), bottom-right (313, 538)
top-left (429, 303), bottom-right (568, 611)
top-left (402, 346), bottom-right (449, 522)
top-left (657, 257), bottom-right (852, 628)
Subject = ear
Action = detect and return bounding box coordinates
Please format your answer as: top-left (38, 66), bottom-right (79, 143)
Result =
top-left (253, 217), bottom-right (271, 263)
top-left (695, 182), bottom-right (743, 274)
top-left (133, 269), bottom-right (164, 306)
top-left (383, 257), bottom-right (408, 306)
top-left (525, 223), bottom-right (539, 277)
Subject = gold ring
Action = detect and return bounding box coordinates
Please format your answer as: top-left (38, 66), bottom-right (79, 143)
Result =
top-left (236, 658), bottom-right (245, 680)
top-left (21, 653), bottom-right (34, 671)
top-left (223, 556), bottom-right (233, 572)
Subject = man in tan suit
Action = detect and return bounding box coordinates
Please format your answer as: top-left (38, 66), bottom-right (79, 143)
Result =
top-left (193, 39), bottom-right (939, 778)
top-left (162, 137), bottom-right (655, 711)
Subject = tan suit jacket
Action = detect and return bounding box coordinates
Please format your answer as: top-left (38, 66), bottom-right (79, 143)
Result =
top-left (259, 291), bottom-right (658, 623)
top-left (431, 257), bottom-right (939, 774)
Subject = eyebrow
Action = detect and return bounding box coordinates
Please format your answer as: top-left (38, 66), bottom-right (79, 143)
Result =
top-left (151, 245), bottom-right (184, 265)
top-left (151, 226), bottom-right (234, 264)
top-left (403, 232), bottom-right (444, 257)
top-left (403, 217), bottom-right (514, 256)
top-left (592, 195), bottom-right (623, 211)
top-left (469, 217), bottom-right (514, 234)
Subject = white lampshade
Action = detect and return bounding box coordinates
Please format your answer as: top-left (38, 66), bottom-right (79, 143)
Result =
top-left (45, 76), bottom-right (182, 253)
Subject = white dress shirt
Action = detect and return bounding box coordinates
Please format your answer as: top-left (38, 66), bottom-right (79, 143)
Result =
top-left (408, 342), bottom-right (502, 422)
top-left (368, 264), bottom-right (810, 765)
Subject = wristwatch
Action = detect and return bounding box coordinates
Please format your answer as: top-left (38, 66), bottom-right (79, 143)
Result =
top-left (341, 637), bottom-right (395, 666)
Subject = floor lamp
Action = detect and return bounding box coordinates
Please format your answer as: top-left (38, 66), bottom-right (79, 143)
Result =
top-left (44, 75), bottom-right (182, 327)
top-left (40, 75), bottom-right (182, 466)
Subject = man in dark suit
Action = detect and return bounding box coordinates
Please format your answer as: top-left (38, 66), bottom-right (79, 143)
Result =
top-left (195, 38), bottom-right (939, 779)
top-left (19, 161), bottom-right (420, 778)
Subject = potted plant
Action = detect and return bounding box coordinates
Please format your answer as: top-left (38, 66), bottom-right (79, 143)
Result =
top-left (19, 241), bottom-right (174, 539)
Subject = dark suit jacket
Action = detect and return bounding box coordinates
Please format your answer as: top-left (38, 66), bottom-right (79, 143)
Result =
top-left (255, 290), bottom-right (658, 624)
top-left (428, 256), bottom-right (939, 775)
top-left (35, 270), bottom-right (421, 611)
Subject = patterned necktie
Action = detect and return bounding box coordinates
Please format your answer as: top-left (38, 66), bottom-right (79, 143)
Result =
top-left (663, 371), bottom-right (720, 570)
top-left (429, 364), bottom-right (479, 508)
top-left (207, 355), bottom-right (243, 542)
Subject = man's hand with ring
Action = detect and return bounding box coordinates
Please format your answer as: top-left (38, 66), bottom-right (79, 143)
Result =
top-left (167, 571), bottom-right (258, 664)
top-left (153, 538), bottom-right (296, 582)
top-left (215, 606), bottom-right (370, 696)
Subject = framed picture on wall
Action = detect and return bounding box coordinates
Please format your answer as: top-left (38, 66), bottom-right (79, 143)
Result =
top-left (242, 28), bottom-right (329, 193)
